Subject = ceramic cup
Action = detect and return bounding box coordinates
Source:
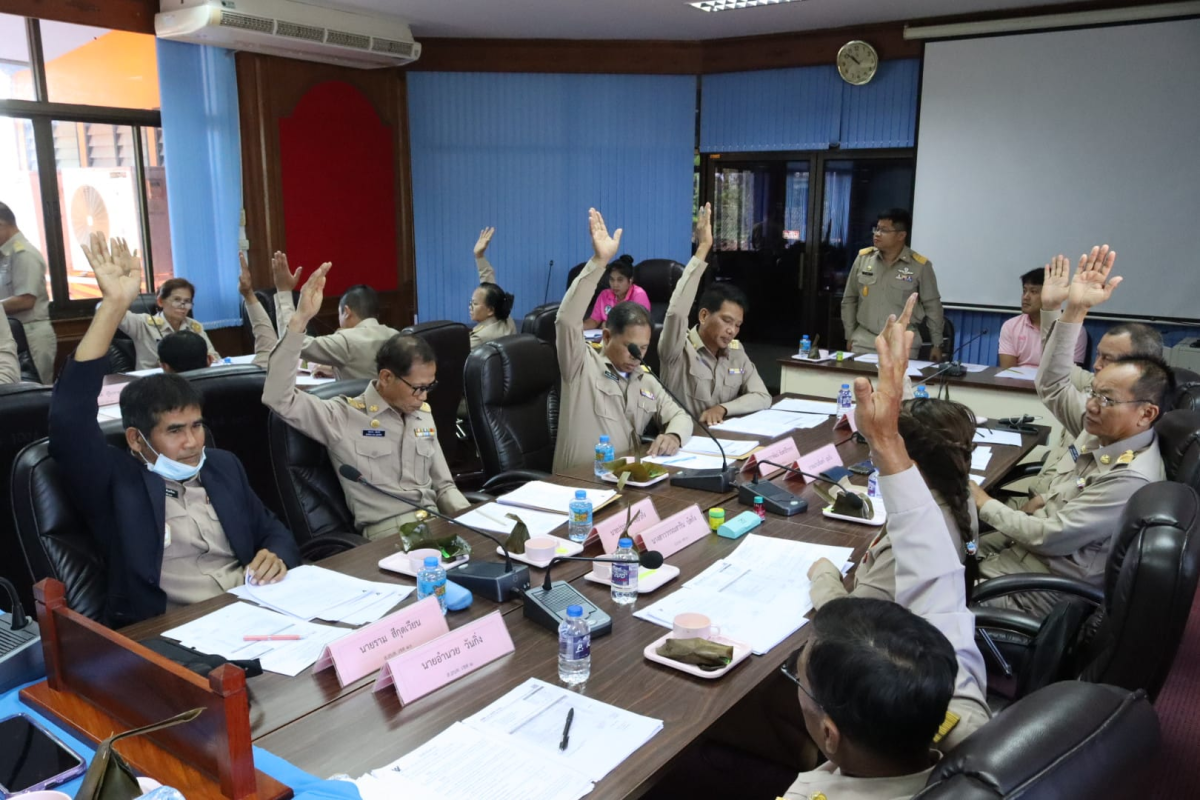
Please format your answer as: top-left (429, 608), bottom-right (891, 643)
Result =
top-left (673, 612), bottom-right (720, 640)
top-left (524, 537), bottom-right (558, 562)
top-left (407, 548), bottom-right (441, 571)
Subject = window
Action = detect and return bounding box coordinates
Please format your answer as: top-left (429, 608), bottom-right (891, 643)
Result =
top-left (0, 13), bottom-right (170, 314)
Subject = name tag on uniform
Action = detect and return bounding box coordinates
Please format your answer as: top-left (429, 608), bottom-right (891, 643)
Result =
top-left (727, 368), bottom-right (745, 375)
top-left (639, 389), bottom-right (656, 401)
top-left (363, 429), bottom-right (386, 437)
top-left (414, 427), bottom-right (436, 438)
top-left (1068, 444), bottom-right (1079, 462)
top-left (165, 487), bottom-right (180, 499)
top-left (603, 370), bottom-right (621, 382)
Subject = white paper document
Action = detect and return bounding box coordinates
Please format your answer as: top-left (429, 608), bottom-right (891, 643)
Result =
top-left (497, 481), bottom-right (617, 515)
top-left (973, 428), bottom-right (1023, 447)
top-left (959, 363), bottom-right (989, 373)
top-left (995, 365), bottom-right (1039, 381)
top-left (643, 452), bottom-right (726, 471)
top-left (161, 602), bottom-right (346, 676)
top-left (712, 409), bottom-right (826, 437)
top-left (634, 534), bottom-right (854, 655)
top-left (971, 446), bottom-right (993, 472)
top-left (230, 564), bottom-right (412, 624)
top-left (296, 374), bottom-right (337, 388)
top-left (680, 437), bottom-right (761, 458)
top-left (458, 503), bottom-right (566, 539)
top-left (971, 472), bottom-right (988, 487)
top-left (772, 398), bottom-right (837, 416)
top-left (220, 354), bottom-right (259, 365)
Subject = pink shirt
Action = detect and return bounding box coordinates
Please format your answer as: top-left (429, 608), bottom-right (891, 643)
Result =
top-left (590, 284), bottom-right (651, 323)
top-left (998, 313), bottom-right (1086, 367)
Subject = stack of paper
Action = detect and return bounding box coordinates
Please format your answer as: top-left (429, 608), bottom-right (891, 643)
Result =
top-left (772, 397), bottom-right (837, 416)
top-left (230, 564), bottom-right (413, 625)
top-left (971, 446), bottom-right (993, 472)
top-left (973, 428), bottom-right (1023, 447)
top-left (634, 534), bottom-right (854, 655)
top-left (161, 602), bottom-right (347, 676)
top-left (643, 452), bottom-right (726, 470)
top-left (497, 481), bottom-right (617, 515)
top-left (456, 503), bottom-right (567, 539)
top-left (355, 678), bottom-right (662, 800)
top-left (712, 409), bottom-right (827, 438)
top-left (681, 437), bottom-right (761, 458)
top-left (996, 365), bottom-right (1039, 381)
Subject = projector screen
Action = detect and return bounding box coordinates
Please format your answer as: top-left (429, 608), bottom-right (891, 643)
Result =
top-left (911, 19), bottom-right (1200, 321)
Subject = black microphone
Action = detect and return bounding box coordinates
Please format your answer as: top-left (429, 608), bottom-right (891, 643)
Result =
top-left (758, 460), bottom-right (865, 512)
top-left (932, 328), bottom-right (990, 379)
top-left (543, 259), bottom-right (555, 305)
top-left (540, 549), bottom-right (664, 591)
top-left (337, 465), bottom-right (531, 602)
top-left (626, 342), bottom-right (736, 493)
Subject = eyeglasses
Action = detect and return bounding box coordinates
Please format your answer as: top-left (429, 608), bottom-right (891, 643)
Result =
top-left (1086, 388), bottom-right (1149, 408)
top-left (780, 643), bottom-right (822, 709)
top-left (871, 227), bottom-right (900, 235)
top-left (397, 375), bottom-right (438, 396)
top-left (164, 298), bottom-right (193, 309)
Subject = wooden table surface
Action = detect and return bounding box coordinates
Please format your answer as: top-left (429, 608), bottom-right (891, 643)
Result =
top-left (777, 355), bottom-right (1043, 395)
top-left (124, 395), bottom-right (1046, 796)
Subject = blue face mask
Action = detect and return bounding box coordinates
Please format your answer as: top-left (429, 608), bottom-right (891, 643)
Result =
top-left (138, 432), bottom-right (206, 482)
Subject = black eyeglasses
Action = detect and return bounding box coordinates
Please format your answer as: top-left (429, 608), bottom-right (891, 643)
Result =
top-left (780, 643), bottom-right (821, 708)
top-left (397, 375), bottom-right (438, 396)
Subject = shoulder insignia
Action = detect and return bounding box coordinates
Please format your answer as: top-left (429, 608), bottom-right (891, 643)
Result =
top-left (641, 365), bottom-right (651, 373)
top-left (932, 710), bottom-right (961, 744)
top-left (190, 320), bottom-right (203, 333)
top-left (342, 396), bottom-right (366, 410)
top-left (1117, 449), bottom-right (1135, 465)
top-left (911, 251), bottom-right (929, 265)
top-left (420, 402), bottom-right (431, 412)
top-left (12, 241), bottom-right (24, 253)
top-left (145, 314), bottom-right (158, 326)
top-left (729, 339), bottom-right (741, 350)
top-left (1100, 454), bottom-right (1112, 465)
top-left (858, 246), bottom-right (874, 255)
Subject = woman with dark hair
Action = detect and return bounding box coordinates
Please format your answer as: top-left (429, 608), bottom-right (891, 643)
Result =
top-left (112, 269), bottom-right (220, 370)
top-left (809, 397), bottom-right (979, 608)
top-left (582, 254), bottom-right (650, 330)
top-left (469, 227), bottom-right (516, 347)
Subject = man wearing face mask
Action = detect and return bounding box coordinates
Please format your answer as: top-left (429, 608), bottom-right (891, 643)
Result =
top-left (263, 263), bottom-right (470, 541)
top-left (49, 234), bottom-right (300, 628)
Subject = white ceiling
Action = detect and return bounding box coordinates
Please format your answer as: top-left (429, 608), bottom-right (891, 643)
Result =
top-left (310, 0), bottom-right (1077, 40)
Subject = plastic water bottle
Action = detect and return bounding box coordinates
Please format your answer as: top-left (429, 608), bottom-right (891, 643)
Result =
top-left (799, 335), bottom-right (812, 359)
top-left (594, 434), bottom-right (615, 476)
top-left (568, 490), bottom-right (593, 543)
top-left (558, 605), bottom-right (591, 684)
top-left (867, 470), bottom-right (880, 499)
top-left (837, 383), bottom-right (852, 420)
top-left (610, 537), bottom-right (639, 604)
top-left (915, 384), bottom-right (930, 399)
top-left (416, 556), bottom-right (447, 615)
top-left (753, 495), bottom-right (767, 520)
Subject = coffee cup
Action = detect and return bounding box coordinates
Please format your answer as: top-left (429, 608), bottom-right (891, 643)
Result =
top-left (407, 548), bottom-right (440, 571)
top-left (525, 537), bottom-right (558, 562)
top-left (672, 612), bottom-right (720, 640)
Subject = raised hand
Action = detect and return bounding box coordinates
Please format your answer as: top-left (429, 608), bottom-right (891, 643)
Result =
top-left (81, 232), bottom-right (141, 309)
top-left (238, 252), bottom-right (255, 298)
top-left (695, 202), bottom-right (713, 256)
top-left (289, 262), bottom-right (332, 332)
top-left (588, 208), bottom-right (622, 263)
top-left (1066, 245), bottom-right (1121, 312)
top-left (473, 227), bottom-right (495, 258)
top-left (1041, 254), bottom-right (1071, 309)
top-left (271, 251), bottom-right (303, 293)
top-left (851, 293), bottom-right (917, 474)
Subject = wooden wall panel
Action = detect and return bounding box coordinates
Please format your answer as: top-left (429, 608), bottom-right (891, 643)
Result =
top-left (4, 0), bottom-right (158, 33)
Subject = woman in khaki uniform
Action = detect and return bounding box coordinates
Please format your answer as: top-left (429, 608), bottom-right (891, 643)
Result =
top-left (116, 277), bottom-right (220, 370)
top-left (468, 227), bottom-right (517, 348)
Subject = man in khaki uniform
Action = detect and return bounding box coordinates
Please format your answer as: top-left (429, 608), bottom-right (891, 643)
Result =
top-left (973, 247), bottom-right (1168, 615)
top-left (553, 209), bottom-right (692, 473)
top-left (238, 251), bottom-right (278, 369)
top-left (264, 264), bottom-right (469, 541)
top-left (0, 202), bottom-right (55, 382)
top-left (841, 208), bottom-right (943, 359)
top-left (271, 251), bottom-right (399, 380)
top-left (659, 203), bottom-right (771, 425)
top-left (0, 315), bottom-right (19, 384)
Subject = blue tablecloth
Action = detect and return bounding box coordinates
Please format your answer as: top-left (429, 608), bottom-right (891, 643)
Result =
top-left (0, 681), bottom-right (360, 799)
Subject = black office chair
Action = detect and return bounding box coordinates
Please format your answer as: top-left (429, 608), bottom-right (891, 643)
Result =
top-left (520, 302), bottom-right (559, 348)
top-left (917, 316), bottom-right (955, 361)
top-left (0, 382), bottom-right (53, 613)
top-left (268, 379), bottom-right (370, 559)
top-left (1156, 408), bottom-right (1200, 490)
top-left (400, 320), bottom-right (471, 467)
top-left (6, 317), bottom-right (42, 383)
top-left (972, 481), bottom-right (1200, 702)
top-left (463, 335), bottom-right (559, 494)
top-left (565, 260), bottom-right (608, 320)
top-left (105, 293), bottom-right (159, 375)
top-left (1167, 368), bottom-right (1200, 412)
top-left (915, 682), bottom-right (1159, 798)
top-left (239, 288), bottom-right (320, 348)
top-left (633, 259), bottom-right (685, 325)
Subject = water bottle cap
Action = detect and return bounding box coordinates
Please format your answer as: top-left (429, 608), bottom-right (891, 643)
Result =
top-left (575, 489), bottom-right (587, 499)
top-left (423, 556), bottom-right (439, 567)
top-left (618, 537), bottom-right (633, 548)
top-left (600, 435), bottom-right (609, 443)
top-left (754, 496), bottom-right (764, 504)
top-left (566, 605), bottom-right (583, 617)
top-left (841, 383), bottom-right (850, 389)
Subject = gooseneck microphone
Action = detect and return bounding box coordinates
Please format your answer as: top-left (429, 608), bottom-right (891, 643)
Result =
top-left (543, 259), bottom-right (555, 305)
top-left (931, 328), bottom-right (990, 379)
top-left (540, 549), bottom-right (664, 591)
top-left (521, 549), bottom-right (666, 639)
top-left (627, 343), bottom-right (737, 493)
top-left (337, 465), bottom-right (531, 602)
top-left (758, 459), bottom-right (871, 519)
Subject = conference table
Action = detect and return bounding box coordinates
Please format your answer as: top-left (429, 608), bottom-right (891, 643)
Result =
top-left (122, 395), bottom-right (1045, 798)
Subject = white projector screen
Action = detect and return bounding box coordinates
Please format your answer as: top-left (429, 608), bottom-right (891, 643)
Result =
top-left (912, 19), bottom-right (1200, 321)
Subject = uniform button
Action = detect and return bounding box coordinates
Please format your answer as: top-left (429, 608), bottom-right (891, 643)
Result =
top-left (371, 419), bottom-right (380, 428)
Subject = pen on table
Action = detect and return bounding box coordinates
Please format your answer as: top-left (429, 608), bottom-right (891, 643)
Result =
top-left (243, 634), bottom-right (304, 642)
top-left (559, 707), bottom-right (574, 752)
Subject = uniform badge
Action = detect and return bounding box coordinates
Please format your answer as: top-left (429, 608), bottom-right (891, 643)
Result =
top-left (1076, 477), bottom-right (1087, 489)
top-left (639, 388), bottom-right (656, 400)
top-left (728, 367), bottom-right (745, 375)
top-left (369, 405), bottom-right (379, 413)
top-left (420, 402), bottom-right (432, 412)
top-left (898, 267), bottom-right (914, 277)
top-left (1117, 449), bottom-right (1135, 465)
top-left (1100, 454), bottom-right (1112, 465)
top-left (603, 370), bottom-right (621, 381)
top-left (862, 286), bottom-right (869, 297)
top-left (640, 365), bottom-right (651, 373)
top-left (414, 427), bottom-right (436, 438)
top-left (363, 429), bottom-right (385, 437)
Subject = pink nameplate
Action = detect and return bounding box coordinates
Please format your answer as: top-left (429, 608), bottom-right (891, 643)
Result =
top-left (595, 497), bottom-right (661, 554)
top-left (637, 504), bottom-right (708, 559)
top-left (835, 407), bottom-right (858, 433)
top-left (314, 597), bottom-right (449, 686)
top-left (741, 437), bottom-right (801, 478)
top-left (374, 611), bottom-right (515, 705)
top-left (789, 443), bottom-right (844, 482)
top-left (97, 382), bottom-right (128, 407)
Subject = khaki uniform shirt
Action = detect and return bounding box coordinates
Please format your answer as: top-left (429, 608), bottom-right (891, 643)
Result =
top-left (979, 320), bottom-right (1165, 587)
top-left (0, 316), bottom-right (19, 384)
top-left (553, 257), bottom-right (692, 473)
top-left (264, 329), bottom-right (469, 538)
top-left (783, 761), bottom-right (935, 800)
top-left (841, 246), bottom-right (943, 348)
top-left (0, 232), bottom-right (54, 382)
top-left (118, 311), bottom-right (220, 371)
top-left (159, 476), bottom-right (244, 610)
top-left (244, 298), bottom-right (278, 368)
top-left (275, 292), bottom-right (399, 380)
top-left (658, 256), bottom-right (771, 418)
top-left (471, 256), bottom-right (518, 348)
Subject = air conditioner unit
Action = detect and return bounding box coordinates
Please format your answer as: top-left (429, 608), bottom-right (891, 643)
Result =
top-left (155, 0), bottom-right (421, 68)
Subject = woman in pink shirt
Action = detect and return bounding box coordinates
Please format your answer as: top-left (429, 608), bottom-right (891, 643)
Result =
top-left (583, 255), bottom-right (650, 329)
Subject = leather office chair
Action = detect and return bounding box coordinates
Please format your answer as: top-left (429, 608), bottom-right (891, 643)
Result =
top-left (1167, 368), bottom-right (1200, 412)
top-left (565, 260), bottom-right (608, 320)
top-left (972, 481), bottom-right (1200, 702)
top-left (0, 382), bottom-right (53, 613)
top-left (917, 316), bottom-right (955, 361)
top-left (633, 259), bottom-right (684, 325)
top-left (7, 317), bottom-right (42, 383)
top-left (915, 682), bottom-right (1159, 798)
top-left (107, 293), bottom-right (159, 375)
top-left (239, 288), bottom-right (317, 348)
top-left (400, 320), bottom-right (471, 467)
top-left (520, 302), bottom-right (559, 348)
top-left (10, 424), bottom-right (127, 622)
top-left (463, 335), bottom-right (559, 493)
top-left (1157, 408), bottom-right (1200, 489)
top-left (268, 379), bottom-right (370, 559)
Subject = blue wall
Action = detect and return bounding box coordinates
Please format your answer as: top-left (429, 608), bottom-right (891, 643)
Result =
top-left (407, 72), bottom-right (697, 326)
top-left (700, 59), bottom-right (920, 152)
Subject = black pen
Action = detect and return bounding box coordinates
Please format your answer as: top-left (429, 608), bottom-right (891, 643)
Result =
top-left (559, 707), bottom-right (574, 752)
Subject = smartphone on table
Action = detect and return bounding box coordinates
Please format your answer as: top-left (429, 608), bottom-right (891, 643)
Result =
top-left (0, 713), bottom-right (86, 797)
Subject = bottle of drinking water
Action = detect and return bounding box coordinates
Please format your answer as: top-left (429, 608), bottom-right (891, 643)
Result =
top-left (416, 556), bottom-right (447, 615)
top-left (799, 335), bottom-right (812, 359)
top-left (610, 537), bottom-right (639, 604)
top-left (594, 434), bottom-right (615, 476)
top-left (867, 469), bottom-right (880, 499)
top-left (568, 490), bottom-right (593, 543)
top-left (837, 383), bottom-right (852, 420)
top-left (558, 605), bottom-right (591, 685)
top-left (915, 384), bottom-right (930, 400)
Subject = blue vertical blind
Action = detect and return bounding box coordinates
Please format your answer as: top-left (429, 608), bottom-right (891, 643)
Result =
top-left (700, 59), bottom-right (920, 153)
top-left (156, 40), bottom-right (243, 328)
top-left (407, 72), bottom-right (697, 326)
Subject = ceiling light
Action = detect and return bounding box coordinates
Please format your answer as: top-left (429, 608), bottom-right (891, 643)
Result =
top-left (689, 0), bottom-right (798, 13)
